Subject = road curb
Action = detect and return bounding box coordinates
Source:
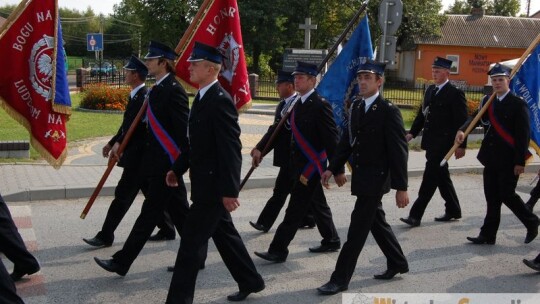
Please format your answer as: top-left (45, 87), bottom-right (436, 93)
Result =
top-left (8, 164), bottom-right (538, 203)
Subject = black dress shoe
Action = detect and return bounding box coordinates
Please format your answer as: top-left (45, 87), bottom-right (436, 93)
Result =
top-left (400, 217), bottom-right (420, 227)
top-left (523, 259), bottom-right (540, 272)
top-left (466, 235), bottom-right (496, 245)
top-left (94, 257), bottom-right (127, 276)
top-left (434, 213), bottom-right (461, 222)
top-left (249, 221), bottom-right (269, 233)
top-left (227, 284), bottom-right (265, 301)
top-left (254, 251), bottom-right (286, 263)
top-left (10, 264), bottom-right (40, 282)
top-left (83, 237), bottom-right (112, 248)
top-left (317, 281), bottom-right (348, 295)
top-left (309, 243), bottom-right (340, 253)
top-left (525, 224), bottom-right (539, 244)
top-left (373, 267), bottom-right (409, 280)
top-left (148, 233), bottom-right (175, 241)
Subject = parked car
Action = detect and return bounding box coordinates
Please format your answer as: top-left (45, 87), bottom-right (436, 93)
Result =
top-left (89, 62), bottom-right (118, 77)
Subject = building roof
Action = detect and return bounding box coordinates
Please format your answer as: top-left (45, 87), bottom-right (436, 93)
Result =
top-left (415, 14), bottom-right (540, 49)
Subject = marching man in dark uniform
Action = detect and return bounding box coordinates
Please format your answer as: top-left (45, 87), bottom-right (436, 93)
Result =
top-left (83, 55), bottom-right (175, 248)
top-left (456, 63), bottom-right (539, 245)
top-left (165, 41), bottom-right (264, 303)
top-left (317, 60), bottom-right (410, 295)
top-left (94, 41), bottom-right (204, 275)
top-left (254, 61), bottom-right (342, 263)
top-left (401, 57), bottom-right (467, 227)
top-left (0, 192), bottom-right (40, 284)
top-left (249, 70), bottom-right (315, 232)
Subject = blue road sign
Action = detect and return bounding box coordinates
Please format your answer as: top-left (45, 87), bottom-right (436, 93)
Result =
top-left (87, 33), bottom-right (103, 51)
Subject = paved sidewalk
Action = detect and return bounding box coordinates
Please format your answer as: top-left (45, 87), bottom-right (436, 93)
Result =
top-left (1, 104), bottom-right (540, 202)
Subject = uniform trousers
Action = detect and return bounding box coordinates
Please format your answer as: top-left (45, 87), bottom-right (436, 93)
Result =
top-left (480, 165), bottom-right (539, 239)
top-left (268, 175), bottom-right (340, 258)
top-left (409, 149), bottom-right (461, 220)
top-left (112, 175), bottom-right (205, 272)
top-left (0, 194), bottom-right (39, 276)
top-left (166, 198), bottom-right (264, 304)
top-left (96, 166), bottom-right (175, 244)
top-left (331, 195), bottom-right (408, 285)
top-left (255, 165), bottom-right (315, 229)
top-left (0, 258), bottom-right (24, 304)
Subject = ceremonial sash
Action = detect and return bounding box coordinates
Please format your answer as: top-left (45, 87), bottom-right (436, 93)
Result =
top-left (487, 99), bottom-right (532, 160)
top-left (146, 93), bottom-right (181, 164)
top-left (290, 109), bottom-right (327, 185)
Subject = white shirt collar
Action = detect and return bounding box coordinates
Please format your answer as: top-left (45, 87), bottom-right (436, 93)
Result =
top-left (363, 92), bottom-right (380, 111)
top-left (300, 89), bottom-right (315, 103)
top-left (497, 90), bottom-right (510, 101)
top-left (155, 73), bottom-right (170, 86)
top-left (436, 79), bottom-right (449, 91)
top-left (130, 83), bottom-right (145, 99)
top-left (198, 79), bottom-right (219, 99)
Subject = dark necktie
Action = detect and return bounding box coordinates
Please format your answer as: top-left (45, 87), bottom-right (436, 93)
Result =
top-left (358, 99), bottom-right (366, 116)
top-left (431, 86), bottom-right (439, 101)
top-left (193, 92), bottom-right (200, 107)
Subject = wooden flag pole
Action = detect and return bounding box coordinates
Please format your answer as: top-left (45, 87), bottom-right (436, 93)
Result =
top-left (80, 99), bottom-right (148, 219)
top-left (440, 33), bottom-right (540, 167)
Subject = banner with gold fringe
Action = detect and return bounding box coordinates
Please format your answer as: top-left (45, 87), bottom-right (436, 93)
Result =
top-left (0, 0), bottom-right (70, 168)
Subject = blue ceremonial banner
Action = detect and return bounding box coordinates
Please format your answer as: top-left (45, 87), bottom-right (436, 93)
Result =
top-left (317, 15), bottom-right (373, 131)
top-left (54, 19), bottom-right (72, 114)
top-left (511, 44), bottom-right (540, 154)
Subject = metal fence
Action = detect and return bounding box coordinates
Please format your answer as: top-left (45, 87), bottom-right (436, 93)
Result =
top-left (79, 67), bottom-right (488, 107)
top-left (254, 75), bottom-right (487, 107)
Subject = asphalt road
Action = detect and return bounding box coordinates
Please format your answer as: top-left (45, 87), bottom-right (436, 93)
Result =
top-left (6, 173), bottom-right (540, 304)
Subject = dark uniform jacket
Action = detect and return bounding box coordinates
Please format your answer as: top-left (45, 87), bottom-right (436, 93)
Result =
top-left (290, 91), bottom-right (341, 177)
top-left (108, 86), bottom-right (147, 168)
top-left (255, 95), bottom-right (297, 167)
top-left (186, 82), bottom-right (242, 202)
top-left (140, 73), bottom-right (190, 176)
top-left (329, 95), bottom-right (408, 196)
top-left (462, 92), bottom-right (530, 168)
top-left (410, 83), bottom-right (468, 153)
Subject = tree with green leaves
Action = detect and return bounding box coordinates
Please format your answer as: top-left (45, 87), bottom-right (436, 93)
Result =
top-left (113, 0), bottom-right (198, 54)
top-left (447, 0), bottom-right (521, 16)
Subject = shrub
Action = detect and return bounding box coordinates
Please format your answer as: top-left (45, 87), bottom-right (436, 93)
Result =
top-left (467, 99), bottom-right (480, 116)
top-left (81, 83), bottom-right (130, 111)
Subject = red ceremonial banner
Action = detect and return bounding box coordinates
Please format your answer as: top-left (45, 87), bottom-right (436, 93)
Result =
top-left (175, 0), bottom-right (252, 112)
top-left (0, 0), bottom-right (69, 168)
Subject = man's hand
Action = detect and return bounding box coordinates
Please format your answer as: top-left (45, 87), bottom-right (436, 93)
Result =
top-left (251, 148), bottom-right (262, 167)
top-left (102, 144), bottom-right (112, 158)
top-left (334, 173), bottom-right (347, 187)
top-left (455, 147), bottom-right (466, 159)
top-left (165, 170), bottom-right (179, 187)
top-left (455, 130), bottom-right (466, 145)
top-left (396, 190), bottom-right (409, 208)
top-left (405, 133), bottom-right (414, 142)
top-left (321, 170), bottom-right (333, 189)
top-left (514, 165), bottom-right (525, 176)
top-left (110, 142), bottom-right (121, 162)
top-left (223, 197), bottom-right (240, 212)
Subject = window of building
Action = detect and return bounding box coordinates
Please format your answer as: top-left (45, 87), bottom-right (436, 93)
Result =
top-left (446, 55), bottom-right (459, 74)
